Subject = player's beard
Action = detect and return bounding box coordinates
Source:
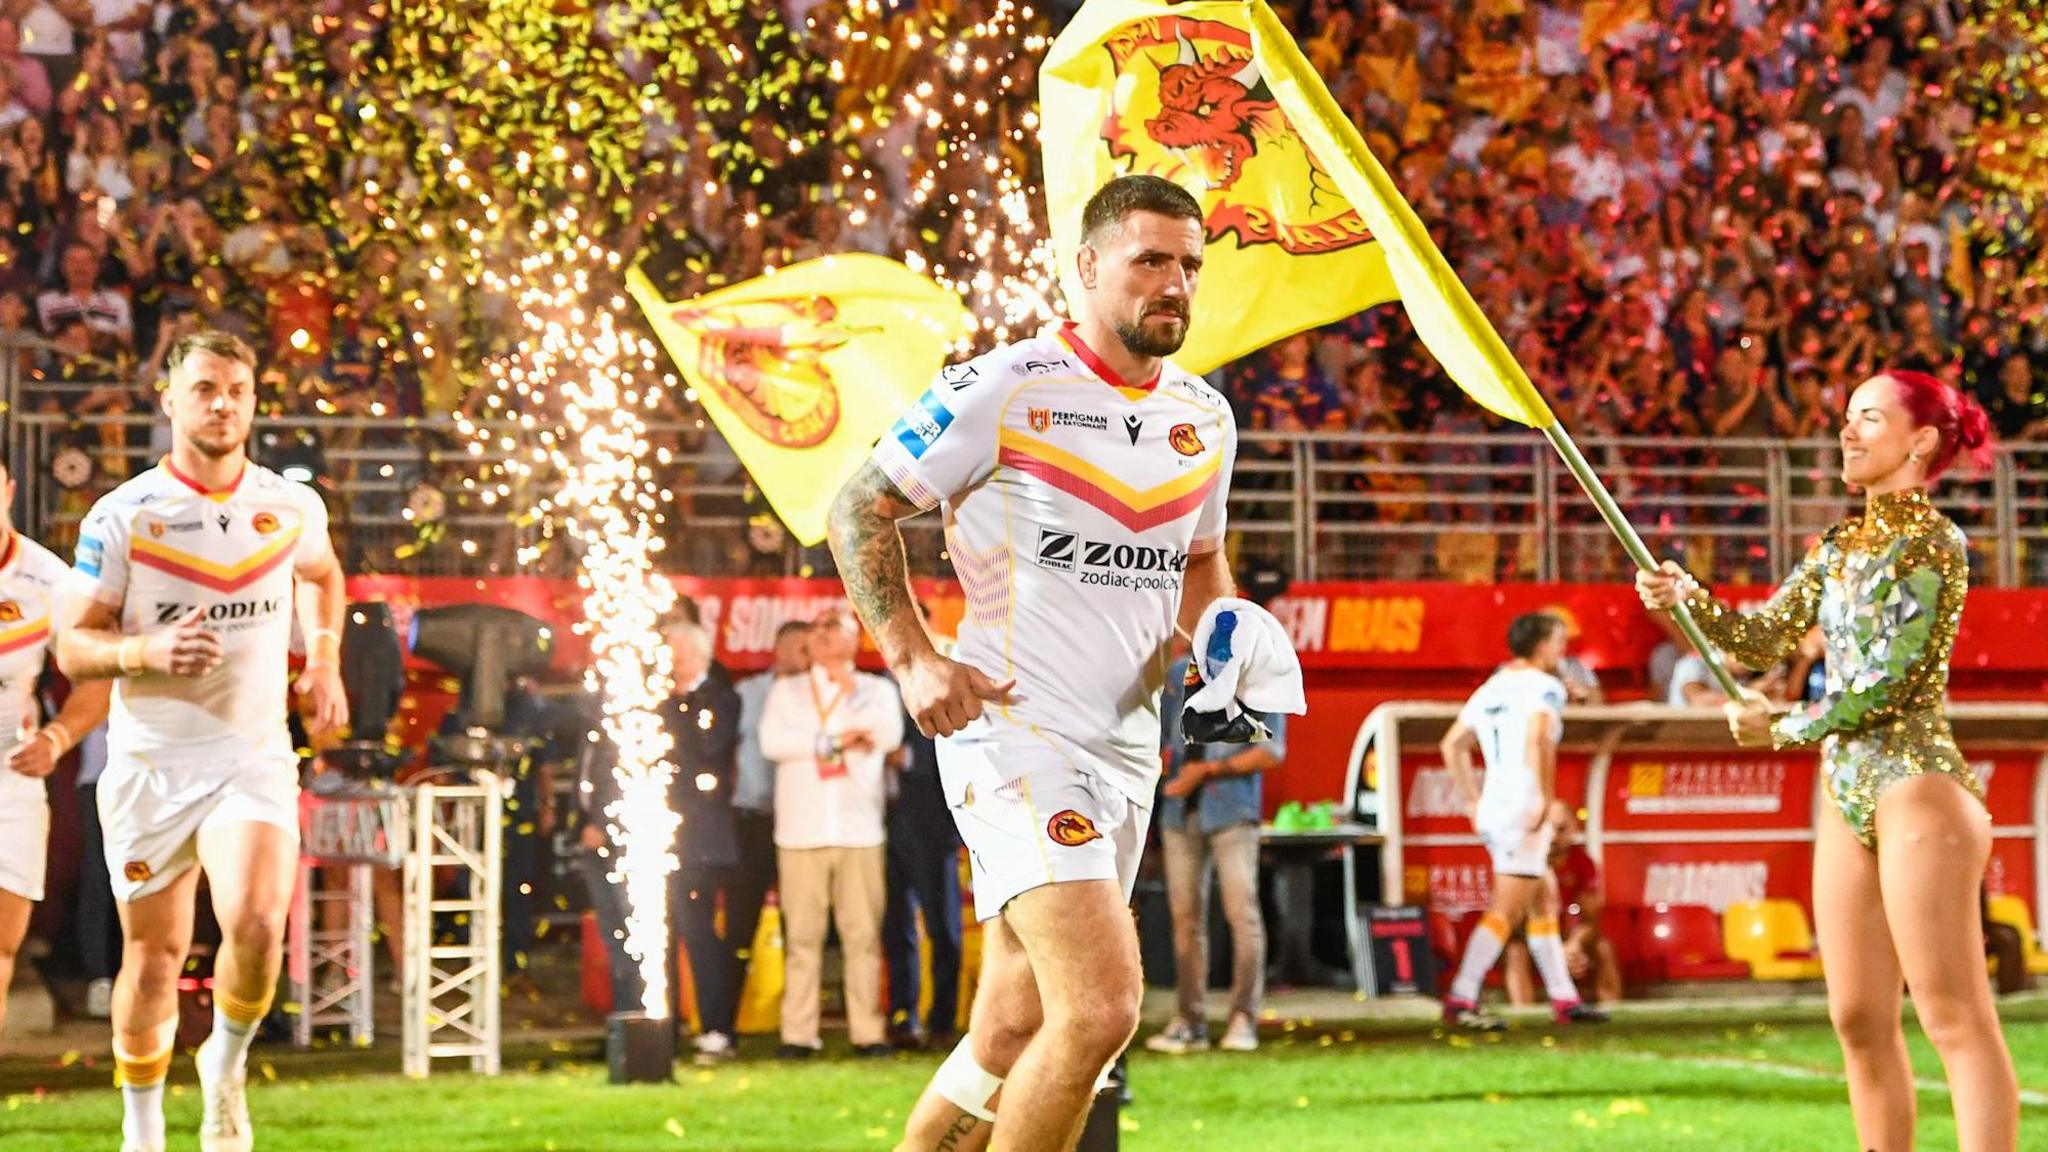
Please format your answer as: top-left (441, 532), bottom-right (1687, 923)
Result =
top-left (184, 424), bottom-right (249, 460)
top-left (1115, 306), bottom-right (1188, 358)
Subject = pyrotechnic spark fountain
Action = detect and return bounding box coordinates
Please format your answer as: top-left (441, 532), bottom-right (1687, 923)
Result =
top-left (827, 0), bottom-right (1062, 342)
top-left (477, 215), bottom-right (682, 1017)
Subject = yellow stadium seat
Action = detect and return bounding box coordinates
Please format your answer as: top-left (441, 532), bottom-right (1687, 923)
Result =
top-left (1986, 895), bottom-right (2048, 977)
top-left (1722, 899), bottom-right (1825, 981)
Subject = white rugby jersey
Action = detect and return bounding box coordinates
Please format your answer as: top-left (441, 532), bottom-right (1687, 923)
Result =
top-left (1458, 665), bottom-right (1567, 827)
top-left (872, 321), bottom-right (1236, 804)
top-left (0, 533), bottom-right (70, 803)
top-left (74, 460), bottom-right (330, 759)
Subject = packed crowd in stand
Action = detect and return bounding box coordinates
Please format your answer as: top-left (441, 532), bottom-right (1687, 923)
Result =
top-left (0, 4), bottom-right (2035, 515)
top-left (1224, 0), bottom-right (2048, 454)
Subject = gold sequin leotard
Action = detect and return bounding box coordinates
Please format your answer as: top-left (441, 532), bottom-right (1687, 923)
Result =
top-left (1683, 488), bottom-right (1981, 847)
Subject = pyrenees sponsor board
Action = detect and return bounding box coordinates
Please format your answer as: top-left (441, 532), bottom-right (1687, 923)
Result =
top-left (1620, 758), bottom-right (1788, 816)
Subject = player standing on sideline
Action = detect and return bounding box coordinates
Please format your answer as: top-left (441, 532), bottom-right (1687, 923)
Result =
top-left (58, 330), bottom-right (348, 1152)
top-left (829, 174), bottom-right (1236, 1152)
top-left (0, 455), bottom-right (112, 1043)
top-left (1439, 613), bottom-right (1608, 1031)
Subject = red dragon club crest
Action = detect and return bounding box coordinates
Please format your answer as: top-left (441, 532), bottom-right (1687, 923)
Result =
top-left (668, 297), bottom-right (875, 449)
top-left (1100, 16), bottom-right (1374, 257)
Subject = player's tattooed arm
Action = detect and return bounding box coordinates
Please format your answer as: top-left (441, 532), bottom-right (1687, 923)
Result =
top-left (833, 461), bottom-right (1016, 737)
top-left (932, 1114), bottom-right (984, 1151)
top-left (827, 461), bottom-right (934, 670)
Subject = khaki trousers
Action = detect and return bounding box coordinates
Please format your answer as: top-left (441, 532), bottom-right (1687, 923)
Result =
top-left (777, 844), bottom-right (887, 1047)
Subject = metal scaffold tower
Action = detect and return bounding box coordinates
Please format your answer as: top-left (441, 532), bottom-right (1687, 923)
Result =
top-left (401, 767), bottom-right (505, 1077)
top-left (288, 777), bottom-right (408, 1049)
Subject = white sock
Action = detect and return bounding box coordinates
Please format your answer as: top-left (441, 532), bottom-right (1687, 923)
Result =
top-left (122, 1082), bottom-right (166, 1149)
top-left (1528, 930), bottom-right (1583, 1005)
top-left (1449, 917), bottom-right (1508, 1004)
top-left (201, 1005), bottom-right (260, 1080)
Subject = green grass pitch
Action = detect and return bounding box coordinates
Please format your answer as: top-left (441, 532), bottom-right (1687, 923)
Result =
top-left (4, 1001), bottom-right (2044, 1150)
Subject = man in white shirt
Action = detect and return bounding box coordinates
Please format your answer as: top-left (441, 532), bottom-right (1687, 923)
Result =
top-left (1830, 45), bottom-right (1908, 139)
top-left (1555, 117), bottom-right (1624, 206)
top-left (1667, 650), bottom-right (1780, 708)
top-left (91, 0), bottom-right (150, 78)
top-left (0, 454), bottom-right (113, 1041)
top-left (59, 330), bottom-right (347, 1152)
top-left (38, 242), bottom-right (132, 342)
top-left (757, 607), bottom-right (903, 1058)
top-left (19, 2), bottom-right (78, 80)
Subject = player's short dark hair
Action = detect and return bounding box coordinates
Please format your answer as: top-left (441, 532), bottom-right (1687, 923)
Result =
top-left (1506, 612), bottom-right (1564, 659)
top-left (774, 619), bottom-right (809, 643)
top-left (165, 328), bottom-right (257, 379)
top-left (1080, 174), bottom-right (1203, 245)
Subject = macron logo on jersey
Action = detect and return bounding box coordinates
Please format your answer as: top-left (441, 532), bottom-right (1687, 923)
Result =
top-left (893, 390), bottom-right (955, 460)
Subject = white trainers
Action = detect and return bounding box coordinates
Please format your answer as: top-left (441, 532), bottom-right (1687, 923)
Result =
top-left (1142, 1017), bottom-right (1210, 1054)
top-left (1446, 1006), bottom-right (1507, 1033)
top-left (86, 978), bottom-right (114, 1019)
top-left (1218, 1013), bottom-right (1259, 1052)
top-left (198, 1037), bottom-right (253, 1152)
top-left (692, 1030), bottom-right (736, 1065)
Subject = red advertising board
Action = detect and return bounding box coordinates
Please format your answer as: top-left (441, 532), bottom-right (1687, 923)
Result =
top-left (1592, 748), bottom-right (2041, 923)
top-left (1269, 583), bottom-right (2048, 674)
top-left (1601, 840), bottom-right (1814, 913)
top-left (1974, 751), bottom-right (2039, 827)
top-left (1602, 752), bottom-right (1817, 835)
top-left (1972, 752), bottom-right (2042, 913)
top-left (1597, 749), bottom-right (1816, 917)
top-left (1398, 754), bottom-right (1592, 839)
top-left (344, 577), bottom-right (2048, 679)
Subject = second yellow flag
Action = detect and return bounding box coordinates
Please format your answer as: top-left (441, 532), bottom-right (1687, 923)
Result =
top-left (1040, 0), bottom-right (1399, 375)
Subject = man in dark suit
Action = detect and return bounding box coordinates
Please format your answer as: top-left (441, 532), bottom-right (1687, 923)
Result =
top-left (882, 608), bottom-right (963, 1051)
top-left (664, 618), bottom-right (743, 1062)
top-left (576, 617), bottom-right (743, 1063)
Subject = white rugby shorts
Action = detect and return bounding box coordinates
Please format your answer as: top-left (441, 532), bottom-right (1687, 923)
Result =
top-left (99, 749), bottom-right (300, 902)
top-left (1479, 813), bottom-right (1554, 880)
top-left (940, 725), bottom-right (1152, 923)
top-left (0, 779), bottom-right (49, 902)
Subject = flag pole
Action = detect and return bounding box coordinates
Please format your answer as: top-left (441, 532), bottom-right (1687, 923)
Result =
top-left (1540, 425), bottom-right (1745, 699)
top-left (1240, 1), bottom-right (1744, 699)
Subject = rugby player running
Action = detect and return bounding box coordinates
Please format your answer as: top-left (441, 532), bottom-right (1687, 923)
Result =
top-left (830, 174), bottom-right (1238, 1152)
top-left (59, 330), bottom-right (348, 1152)
top-left (0, 454), bottom-right (112, 1045)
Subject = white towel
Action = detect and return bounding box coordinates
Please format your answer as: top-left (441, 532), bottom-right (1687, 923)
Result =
top-left (1185, 598), bottom-right (1306, 733)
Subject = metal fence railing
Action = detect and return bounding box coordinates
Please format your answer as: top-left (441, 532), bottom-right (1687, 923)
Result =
top-left (9, 398), bottom-right (2047, 586)
top-left (1248, 431), bottom-right (2048, 587)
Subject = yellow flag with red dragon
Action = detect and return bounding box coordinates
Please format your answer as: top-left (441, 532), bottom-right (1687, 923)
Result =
top-left (628, 255), bottom-right (973, 546)
top-left (1040, 0), bottom-right (1399, 374)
